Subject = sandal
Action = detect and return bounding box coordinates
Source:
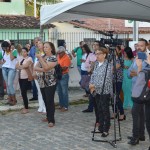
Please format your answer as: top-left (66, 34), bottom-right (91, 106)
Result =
top-left (41, 118), bottom-right (48, 122)
top-left (48, 122), bottom-right (55, 127)
top-left (21, 108), bottom-right (29, 114)
top-left (60, 107), bottom-right (68, 112)
top-left (83, 94), bottom-right (89, 97)
top-left (101, 132), bottom-right (109, 137)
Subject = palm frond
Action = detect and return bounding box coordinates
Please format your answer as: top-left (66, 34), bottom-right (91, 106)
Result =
top-left (25, 0), bottom-right (62, 17)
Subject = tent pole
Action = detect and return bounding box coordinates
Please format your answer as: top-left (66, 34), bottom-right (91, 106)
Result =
top-left (40, 25), bottom-right (44, 41)
top-left (133, 21), bottom-right (139, 41)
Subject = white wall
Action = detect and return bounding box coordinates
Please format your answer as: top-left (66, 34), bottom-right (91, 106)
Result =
top-left (49, 22), bottom-right (105, 50)
top-left (51, 22), bottom-right (95, 32)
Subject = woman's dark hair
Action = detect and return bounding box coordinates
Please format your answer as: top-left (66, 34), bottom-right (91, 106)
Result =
top-left (44, 42), bottom-right (56, 55)
top-left (94, 40), bottom-right (104, 47)
top-left (82, 44), bottom-right (92, 58)
top-left (79, 41), bottom-right (84, 46)
top-left (1, 41), bottom-right (11, 50)
top-left (116, 45), bottom-right (122, 57)
top-left (16, 44), bottom-right (22, 55)
top-left (139, 38), bottom-right (148, 46)
top-left (22, 47), bottom-right (29, 52)
top-left (124, 47), bottom-right (134, 59)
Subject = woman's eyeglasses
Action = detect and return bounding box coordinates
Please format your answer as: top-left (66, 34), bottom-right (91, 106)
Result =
top-left (95, 52), bottom-right (104, 55)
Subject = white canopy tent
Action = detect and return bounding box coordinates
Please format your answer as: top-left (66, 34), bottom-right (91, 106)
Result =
top-left (40, 0), bottom-right (150, 25)
top-left (40, 0), bottom-right (150, 87)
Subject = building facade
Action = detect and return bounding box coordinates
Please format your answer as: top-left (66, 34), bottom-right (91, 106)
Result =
top-left (0, 0), bottom-right (25, 15)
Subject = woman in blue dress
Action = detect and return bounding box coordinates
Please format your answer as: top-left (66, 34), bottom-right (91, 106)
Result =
top-left (122, 47), bottom-right (134, 109)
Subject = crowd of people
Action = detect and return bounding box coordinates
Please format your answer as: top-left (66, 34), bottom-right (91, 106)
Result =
top-left (0, 37), bottom-right (71, 128)
top-left (72, 39), bottom-right (150, 149)
top-left (0, 37), bottom-right (150, 149)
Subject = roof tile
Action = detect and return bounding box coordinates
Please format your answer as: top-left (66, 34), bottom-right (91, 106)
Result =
top-left (70, 18), bottom-right (150, 34)
top-left (0, 15), bottom-right (55, 29)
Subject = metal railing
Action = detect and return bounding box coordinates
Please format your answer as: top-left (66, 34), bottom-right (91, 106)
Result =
top-left (0, 31), bottom-right (130, 50)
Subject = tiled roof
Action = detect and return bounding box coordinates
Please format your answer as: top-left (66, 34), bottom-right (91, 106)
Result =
top-left (0, 15), bottom-right (55, 29)
top-left (70, 18), bottom-right (150, 34)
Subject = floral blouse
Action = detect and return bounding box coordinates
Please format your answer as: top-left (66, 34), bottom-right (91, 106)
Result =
top-left (115, 56), bottom-right (124, 82)
top-left (36, 55), bottom-right (57, 88)
top-left (90, 60), bottom-right (113, 95)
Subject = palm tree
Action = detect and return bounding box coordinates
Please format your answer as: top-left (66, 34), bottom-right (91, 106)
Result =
top-left (25, 0), bottom-right (62, 17)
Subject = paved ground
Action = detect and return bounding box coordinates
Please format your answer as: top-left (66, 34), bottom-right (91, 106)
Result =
top-left (0, 103), bottom-right (149, 150)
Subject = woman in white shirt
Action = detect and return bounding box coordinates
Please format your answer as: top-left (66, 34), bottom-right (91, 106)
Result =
top-left (81, 44), bottom-right (92, 75)
top-left (0, 41), bottom-right (18, 105)
top-left (80, 44), bottom-right (92, 96)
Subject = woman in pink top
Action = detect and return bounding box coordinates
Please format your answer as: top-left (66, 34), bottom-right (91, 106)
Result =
top-left (84, 42), bottom-right (99, 72)
top-left (16, 47), bottom-right (33, 114)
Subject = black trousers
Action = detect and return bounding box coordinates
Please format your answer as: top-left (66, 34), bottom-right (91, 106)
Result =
top-left (89, 94), bottom-right (99, 123)
top-left (145, 103), bottom-right (150, 139)
top-left (132, 102), bottom-right (145, 138)
top-left (95, 94), bottom-right (110, 133)
top-left (19, 79), bottom-right (29, 109)
top-left (41, 85), bottom-right (56, 124)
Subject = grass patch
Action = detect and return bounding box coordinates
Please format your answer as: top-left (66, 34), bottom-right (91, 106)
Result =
top-left (69, 99), bottom-right (88, 105)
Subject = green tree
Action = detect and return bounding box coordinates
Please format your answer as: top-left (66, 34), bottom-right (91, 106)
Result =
top-left (25, 0), bottom-right (62, 17)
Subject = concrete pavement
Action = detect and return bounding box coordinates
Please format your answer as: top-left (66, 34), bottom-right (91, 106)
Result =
top-left (0, 88), bottom-right (149, 150)
top-left (0, 104), bottom-right (149, 150)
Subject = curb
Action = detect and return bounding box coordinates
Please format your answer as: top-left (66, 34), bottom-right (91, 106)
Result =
top-left (0, 98), bottom-right (88, 113)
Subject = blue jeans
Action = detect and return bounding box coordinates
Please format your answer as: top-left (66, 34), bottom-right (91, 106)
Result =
top-left (113, 82), bottom-right (124, 115)
top-left (2, 67), bottom-right (16, 95)
top-left (80, 70), bottom-right (89, 93)
top-left (31, 80), bottom-right (38, 99)
top-left (57, 73), bottom-right (69, 108)
top-left (81, 70), bottom-right (88, 75)
top-left (77, 65), bottom-right (81, 75)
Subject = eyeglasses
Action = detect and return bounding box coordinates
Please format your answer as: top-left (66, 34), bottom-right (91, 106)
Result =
top-left (93, 43), bottom-right (99, 46)
top-left (95, 52), bottom-right (104, 55)
top-left (57, 52), bottom-right (64, 54)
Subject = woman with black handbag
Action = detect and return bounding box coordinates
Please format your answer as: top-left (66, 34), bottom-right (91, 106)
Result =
top-left (34, 42), bottom-right (57, 128)
top-left (89, 47), bottom-right (112, 137)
